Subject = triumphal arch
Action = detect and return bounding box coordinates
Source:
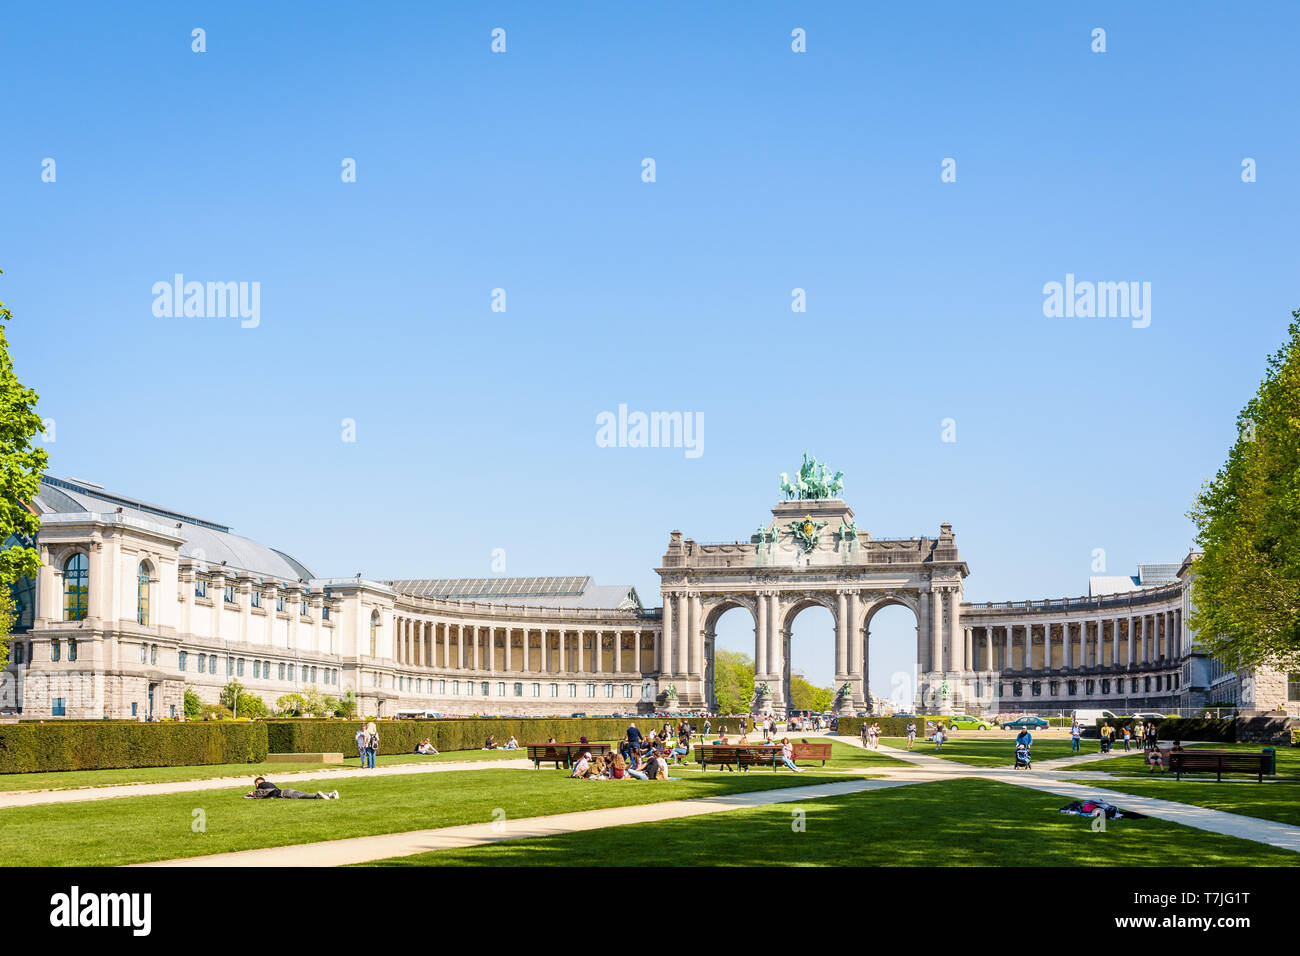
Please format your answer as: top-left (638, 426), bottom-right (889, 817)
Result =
top-left (656, 455), bottom-right (969, 716)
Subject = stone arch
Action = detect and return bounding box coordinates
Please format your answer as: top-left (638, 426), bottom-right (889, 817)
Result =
top-left (860, 592), bottom-right (923, 712)
top-left (701, 595), bottom-right (758, 712)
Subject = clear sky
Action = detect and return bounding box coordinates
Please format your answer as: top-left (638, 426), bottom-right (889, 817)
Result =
top-left (3, 2), bottom-right (1298, 704)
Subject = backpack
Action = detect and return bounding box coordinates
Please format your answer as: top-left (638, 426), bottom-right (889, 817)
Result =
top-left (366, 733), bottom-right (379, 749)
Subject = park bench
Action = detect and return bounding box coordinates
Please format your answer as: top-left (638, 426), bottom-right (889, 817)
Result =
top-left (694, 745), bottom-right (781, 771)
top-left (789, 742), bottom-right (832, 767)
top-left (1166, 749), bottom-right (1275, 782)
top-left (526, 742), bottom-right (612, 770)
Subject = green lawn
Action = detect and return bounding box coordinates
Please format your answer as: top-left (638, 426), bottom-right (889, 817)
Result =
top-left (1083, 743), bottom-right (1300, 780)
top-left (0, 766), bottom-right (843, 866)
top-left (0, 749), bottom-right (523, 794)
top-left (361, 777), bottom-right (1299, 867)
top-left (1076, 779), bottom-right (1300, 827)
top-left (880, 736), bottom-right (1098, 767)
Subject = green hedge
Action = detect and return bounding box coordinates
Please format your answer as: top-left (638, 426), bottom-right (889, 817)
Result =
top-left (1088, 717), bottom-right (1235, 742)
top-left (263, 716), bottom-right (750, 756)
top-left (835, 717), bottom-right (928, 738)
top-left (0, 721), bottom-right (268, 774)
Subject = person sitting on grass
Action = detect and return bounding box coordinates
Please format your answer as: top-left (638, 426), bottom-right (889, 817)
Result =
top-left (414, 738), bottom-right (439, 755)
top-left (483, 734), bottom-right (497, 750)
top-left (609, 753), bottom-right (629, 780)
top-left (503, 734), bottom-right (519, 750)
top-left (671, 735), bottom-right (690, 765)
top-left (570, 751), bottom-right (593, 779)
top-left (245, 776), bottom-right (338, 800)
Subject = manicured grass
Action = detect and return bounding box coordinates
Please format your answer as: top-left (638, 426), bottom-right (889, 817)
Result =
top-left (1084, 743), bottom-right (1300, 780)
top-left (362, 777), bottom-right (1299, 867)
top-left (880, 736), bottom-right (1097, 767)
top-left (0, 766), bottom-right (843, 866)
top-left (1077, 779), bottom-right (1300, 827)
top-left (0, 749), bottom-right (523, 794)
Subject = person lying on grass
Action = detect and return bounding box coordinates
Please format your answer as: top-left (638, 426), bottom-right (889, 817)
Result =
top-left (244, 776), bottom-right (339, 800)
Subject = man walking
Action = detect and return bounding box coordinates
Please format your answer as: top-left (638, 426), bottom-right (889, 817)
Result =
top-left (906, 719), bottom-right (917, 750)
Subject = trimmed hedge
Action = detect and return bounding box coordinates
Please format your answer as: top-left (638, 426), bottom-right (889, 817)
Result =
top-left (835, 717), bottom-right (927, 738)
top-left (0, 721), bottom-right (268, 774)
top-left (263, 716), bottom-right (751, 756)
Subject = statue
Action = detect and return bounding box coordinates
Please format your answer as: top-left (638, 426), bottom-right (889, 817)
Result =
top-left (780, 452), bottom-right (845, 500)
top-left (786, 514), bottom-right (828, 552)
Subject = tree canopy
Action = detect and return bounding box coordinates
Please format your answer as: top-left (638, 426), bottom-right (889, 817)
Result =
top-left (1189, 309), bottom-right (1300, 670)
top-left (790, 676), bottom-right (833, 712)
top-left (712, 649), bottom-right (754, 714)
top-left (0, 269), bottom-right (49, 671)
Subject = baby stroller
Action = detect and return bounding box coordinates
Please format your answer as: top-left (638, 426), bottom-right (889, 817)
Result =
top-left (1014, 743), bottom-right (1032, 770)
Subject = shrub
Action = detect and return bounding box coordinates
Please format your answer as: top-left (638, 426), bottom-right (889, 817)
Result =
top-left (276, 693), bottom-right (306, 717)
top-left (183, 687), bottom-right (203, 721)
top-left (0, 721), bottom-right (268, 774)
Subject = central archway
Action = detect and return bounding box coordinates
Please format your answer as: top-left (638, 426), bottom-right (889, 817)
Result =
top-left (781, 597), bottom-right (835, 712)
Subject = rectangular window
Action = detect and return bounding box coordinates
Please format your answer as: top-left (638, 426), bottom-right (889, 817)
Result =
top-left (301, 601), bottom-right (308, 616)
top-left (224, 586), bottom-right (236, 604)
top-left (140, 643), bottom-right (147, 663)
top-left (531, 682), bottom-right (539, 697)
top-left (51, 640), bottom-right (61, 662)
top-left (150, 645), bottom-right (157, 666)
top-left (605, 684), bottom-right (614, 698)
top-left (287, 664), bottom-right (295, 681)
top-left (310, 666), bottom-right (318, 683)
top-left (236, 658), bottom-right (244, 676)
top-left (227, 657), bottom-right (234, 676)
top-left (131, 702), bottom-right (138, 717)
top-left (586, 683), bottom-right (596, 698)
top-left (277, 596), bottom-right (286, 613)
top-left (568, 683), bottom-right (577, 698)
top-left (322, 605), bottom-right (330, 621)
top-left (1289, 673), bottom-right (1300, 701)
top-left (481, 681), bottom-right (490, 697)
top-left (209, 656), bottom-right (217, 674)
top-left (513, 682), bottom-right (523, 697)
top-left (14, 643), bottom-right (23, 664)
top-left (550, 683), bottom-right (559, 698)
top-left (623, 684), bottom-right (633, 698)
top-left (452, 680), bottom-right (460, 695)
top-left (68, 639), bottom-right (77, 662)
top-left (440, 680), bottom-right (446, 694)
top-left (251, 591), bottom-right (262, 609)
top-left (498, 681), bottom-right (506, 696)
top-left (178, 651), bottom-right (188, 671)
top-left (52, 698), bottom-right (66, 716)
top-left (195, 580), bottom-right (207, 598)
top-left (278, 662), bottom-right (285, 680)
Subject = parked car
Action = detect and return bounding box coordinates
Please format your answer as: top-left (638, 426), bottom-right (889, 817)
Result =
top-left (1001, 715), bottom-right (1049, 730)
top-left (1131, 712), bottom-right (1165, 721)
top-left (946, 714), bottom-right (991, 731)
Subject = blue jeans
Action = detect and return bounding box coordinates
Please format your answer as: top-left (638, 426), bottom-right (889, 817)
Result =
top-left (782, 758), bottom-right (800, 772)
top-left (363, 748), bottom-right (376, 769)
top-left (1071, 737), bottom-right (1080, 752)
top-left (626, 769), bottom-right (648, 780)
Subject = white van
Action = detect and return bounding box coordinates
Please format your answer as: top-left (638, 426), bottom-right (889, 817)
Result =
top-left (394, 709), bottom-right (441, 719)
top-left (1071, 709), bottom-right (1117, 725)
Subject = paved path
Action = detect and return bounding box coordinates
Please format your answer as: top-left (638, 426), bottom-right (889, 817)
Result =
top-left (0, 758), bottom-right (533, 810)
top-left (140, 777), bottom-right (913, 867)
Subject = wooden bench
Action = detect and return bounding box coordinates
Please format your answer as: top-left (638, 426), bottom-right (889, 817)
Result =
top-left (694, 745), bottom-right (782, 772)
top-left (1167, 749), bottom-right (1274, 782)
top-left (790, 742), bottom-right (832, 767)
top-left (526, 742), bottom-right (612, 770)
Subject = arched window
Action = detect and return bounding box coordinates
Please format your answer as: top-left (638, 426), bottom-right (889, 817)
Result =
top-left (63, 554), bottom-right (88, 621)
top-left (137, 562), bottom-right (151, 626)
top-left (369, 610), bottom-right (380, 657)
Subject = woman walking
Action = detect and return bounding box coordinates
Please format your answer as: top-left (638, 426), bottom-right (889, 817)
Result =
top-left (363, 720), bottom-right (379, 769)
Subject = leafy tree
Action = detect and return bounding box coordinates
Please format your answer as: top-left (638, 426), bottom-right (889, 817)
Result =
top-left (322, 695), bottom-right (340, 717)
top-left (219, 679), bottom-right (268, 718)
top-left (1189, 310), bottom-right (1300, 671)
top-left (790, 677), bottom-right (834, 712)
top-left (220, 680), bottom-right (245, 712)
top-left (183, 686), bottom-right (203, 720)
top-left (0, 270), bottom-right (49, 672)
top-left (276, 693), bottom-right (306, 716)
top-left (337, 687), bottom-right (357, 719)
top-left (712, 649), bottom-right (754, 714)
top-left (302, 684), bottom-right (325, 716)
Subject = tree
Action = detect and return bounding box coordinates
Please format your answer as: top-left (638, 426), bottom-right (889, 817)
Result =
top-left (712, 649), bottom-right (754, 714)
top-left (1189, 309), bottom-right (1300, 671)
top-left (183, 686), bottom-right (202, 720)
top-left (790, 677), bottom-right (834, 713)
top-left (337, 687), bottom-right (357, 719)
top-left (302, 684), bottom-right (325, 716)
top-left (276, 693), bottom-right (306, 716)
top-left (0, 269), bottom-right (49, 673)
top-left (219, 679), bottom-right (268, 719)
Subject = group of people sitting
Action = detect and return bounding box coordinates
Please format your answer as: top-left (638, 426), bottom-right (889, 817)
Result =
top-left (481, 734), bottom-right (520, 751)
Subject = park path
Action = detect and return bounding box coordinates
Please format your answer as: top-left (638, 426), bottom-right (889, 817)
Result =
top-left (839, 736), bottom-right (1300, 853)
top-left (0, 758), bottom-right (533, 810)
top-left (139, 776), bottom-right (912, 867)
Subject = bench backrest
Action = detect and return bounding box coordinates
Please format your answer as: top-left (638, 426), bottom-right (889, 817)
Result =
top-left (791, 743), bottom-right (832, 759)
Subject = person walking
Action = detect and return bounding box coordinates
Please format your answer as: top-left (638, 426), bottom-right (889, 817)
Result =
top-left (354, 724), bottom-right (368, 765)
top-left (860, 721), bottom-right (871, 748)
top-left (363, 720), bottom-right (379, 769)
top-left (1070, 720), bottom-right (1081, 754)
top-left (905, 719), bottom-right (917, 751)
top-left (1122, 725), bottom-right (1132, 752)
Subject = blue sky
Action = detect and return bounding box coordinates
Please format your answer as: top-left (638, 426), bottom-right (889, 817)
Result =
top-left (3, 2), bottom-right (1298, 701)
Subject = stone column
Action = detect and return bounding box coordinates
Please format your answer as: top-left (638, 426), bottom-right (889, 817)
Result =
top-left (1141, 615), bottom-right (1149, 664)
top-left (662, 594), bottom-right (675, 677)
top-left (688, 592), bottom-right (701, 683)
top-left (930, 587), bottom-right (943, 674)
top-left (1128, 616), bottom-right (1137, 666)
top-left (963, 627), bottom-right (973, 673)
top-left (615, 629), bottom-right (622, 674)
top-left (756, 592), bottom-right (768, 676)
top-left (1063, 621), bottom-right (1073, 669)
top-left (652, 629), bottom-right (660, 673)
top-left (835, 590), bottom-right (848, 682)
top-left (950, 591), bottom-right (963, 671)
top-left (983, 627), bottom-right (993, 671)
top-left (848, 590), bottom-right (862, 679)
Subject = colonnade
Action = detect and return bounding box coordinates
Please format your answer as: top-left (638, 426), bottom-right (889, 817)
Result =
top-left (388, 616), bottom-right (658, 676)
top-left (962, 608), bottom-right (1182, 672)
